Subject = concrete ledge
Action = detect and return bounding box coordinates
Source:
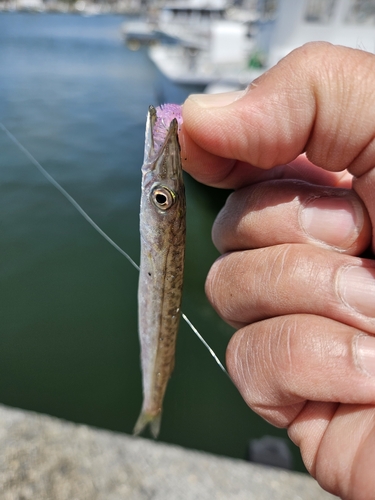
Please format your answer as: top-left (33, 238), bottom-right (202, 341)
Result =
top-left (0, 404), bottom-right (337, 499)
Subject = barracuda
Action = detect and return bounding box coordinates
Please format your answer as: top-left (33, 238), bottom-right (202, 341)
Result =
top-left (134, 104), bottom-right (186, 438)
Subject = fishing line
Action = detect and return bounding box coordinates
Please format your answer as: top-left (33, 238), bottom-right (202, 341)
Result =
top-left (182, 313), bottom-right (227, 375)
top-left (0, 121), bottom-right (228, 376)
top-left (0, 122), bottom-right (140, 271)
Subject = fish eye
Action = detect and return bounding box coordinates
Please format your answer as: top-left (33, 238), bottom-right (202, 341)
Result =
top-left (151, 185), bottom-right (176, 211)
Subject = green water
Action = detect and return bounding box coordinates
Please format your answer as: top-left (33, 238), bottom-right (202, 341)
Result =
top-left (0, 12), bottom-right (305, 471)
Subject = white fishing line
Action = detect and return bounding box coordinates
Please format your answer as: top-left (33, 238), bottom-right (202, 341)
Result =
top-left (0, 122), bottom-right (140, 272)
top-left (182, 313), bottom-right (228, 375)
top-left (0, 121), bottom-right (228, 376)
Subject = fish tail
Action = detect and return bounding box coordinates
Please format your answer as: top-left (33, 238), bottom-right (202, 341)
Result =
top-left (133, 410), bottom-right (162, 439)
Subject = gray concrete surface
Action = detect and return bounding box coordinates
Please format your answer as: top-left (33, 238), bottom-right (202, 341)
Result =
top-left (0, 404), bottom-right (337, 499)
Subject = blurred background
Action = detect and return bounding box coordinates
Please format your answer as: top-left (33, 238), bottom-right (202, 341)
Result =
top-left (1, 0), bottom-right (375, 475)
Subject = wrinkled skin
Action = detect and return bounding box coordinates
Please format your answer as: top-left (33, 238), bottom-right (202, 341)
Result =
top-left (180, 43), bottom-right (375, 500)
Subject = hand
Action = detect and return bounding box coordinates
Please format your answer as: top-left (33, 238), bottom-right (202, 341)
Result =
top-left (181, 42), bottom-right (375, 500)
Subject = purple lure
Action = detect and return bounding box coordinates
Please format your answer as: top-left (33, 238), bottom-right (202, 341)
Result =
top-left (153, 104), bottom-right (182, 154)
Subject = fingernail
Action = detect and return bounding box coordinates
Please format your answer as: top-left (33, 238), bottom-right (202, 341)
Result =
top-left (338, 266), bottom-right (375, 317)
top-left (187, 90), bottom-right (245, 109)
top-left (301, 196), bottom-right (362, 248)
top-left (356, 335), bottom-right (375, 376)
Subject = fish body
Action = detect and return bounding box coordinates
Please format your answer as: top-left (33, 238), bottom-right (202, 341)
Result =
top-left (134, 104), bottom-right (185, 438)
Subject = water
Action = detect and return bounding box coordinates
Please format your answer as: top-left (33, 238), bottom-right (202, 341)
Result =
top-left (0, 12), bottom-right (304, 471)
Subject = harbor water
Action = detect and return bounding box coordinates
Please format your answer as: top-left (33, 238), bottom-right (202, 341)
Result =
top-left (0, 12), bottom-right (304, 471)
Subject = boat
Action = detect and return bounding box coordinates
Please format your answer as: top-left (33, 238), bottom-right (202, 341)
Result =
top-left (154, 0), bottom-right (228, 50)
top-left (121, 0), bottom-right (253, 49)
top-left (149, 19), bottom-right (261, 86)
top-left (149, 0), bottom-right (375, 99)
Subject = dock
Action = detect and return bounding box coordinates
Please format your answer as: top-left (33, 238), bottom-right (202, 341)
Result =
top-left (0, 404), bottom-right (337, 499)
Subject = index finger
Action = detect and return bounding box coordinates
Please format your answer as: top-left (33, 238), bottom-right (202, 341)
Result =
top-left (181, 42), bottom-right (375, 189)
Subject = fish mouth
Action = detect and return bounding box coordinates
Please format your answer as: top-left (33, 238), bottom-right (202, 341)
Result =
top-left (144, 105), bottom-right (182, 181)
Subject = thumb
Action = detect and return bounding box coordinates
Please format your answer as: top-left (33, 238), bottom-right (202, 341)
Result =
top-left (181, 42), bottom-right (375, 187)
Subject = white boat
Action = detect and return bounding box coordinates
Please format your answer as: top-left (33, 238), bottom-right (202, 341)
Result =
top-left (149, 19), bottom-right (261, 86)
top-left (121, 0), bottom-right (231, 49)
top-left (149, 0), bottom-right (375, 97)
top-left (155, 0), bottom-right (229, 50)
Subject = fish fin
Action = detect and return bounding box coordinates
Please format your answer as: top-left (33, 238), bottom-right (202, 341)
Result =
top-left (150, 413), bottom-right (162, 439)
top-left (133, 410), bottom-right (162, 439)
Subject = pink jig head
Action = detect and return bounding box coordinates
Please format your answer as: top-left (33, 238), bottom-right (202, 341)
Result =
top-left (153, 104), bottom-right (183, 155)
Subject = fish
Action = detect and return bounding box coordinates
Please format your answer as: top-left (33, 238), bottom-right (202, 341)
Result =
top-left (133, 104), bottom-right (186, 438)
